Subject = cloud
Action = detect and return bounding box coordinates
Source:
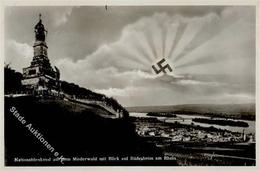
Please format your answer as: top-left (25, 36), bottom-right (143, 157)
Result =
top-left (5, 6), bottom-right (255, 106)
top-left (96, 87), bottom-right (139, 97)
top-left (52, 7), bottom-right (74, 27)
top-left (54, 7), bottom-right (254, 106)
top-left (5, 40), bottom-right (32, 72)
top-left (7, 40), bottom-right (32, 59)
top-left (176, 79), bottom-right (223, 86)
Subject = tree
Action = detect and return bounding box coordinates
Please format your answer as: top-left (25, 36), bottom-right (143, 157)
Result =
top-left (4, 64), bottom-right (23, 94)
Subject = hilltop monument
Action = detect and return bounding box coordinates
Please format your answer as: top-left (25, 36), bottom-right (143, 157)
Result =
top-left (22, 14), bottom-right (60, 92)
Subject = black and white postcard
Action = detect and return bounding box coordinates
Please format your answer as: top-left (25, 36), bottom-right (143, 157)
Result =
top-left (1, 0), bottom-right (259, 169)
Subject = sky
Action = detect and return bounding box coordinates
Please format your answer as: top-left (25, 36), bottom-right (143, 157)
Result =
top-left (5, 6), bottom-right (255, 107)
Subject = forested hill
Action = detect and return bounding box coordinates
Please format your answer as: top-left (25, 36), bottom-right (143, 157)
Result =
top-left (126, 103), bottom-right (255, 120)
top-left (4, 65), bottom-right (165, 166)
top-left (4, 65), bottom-right (128, 117)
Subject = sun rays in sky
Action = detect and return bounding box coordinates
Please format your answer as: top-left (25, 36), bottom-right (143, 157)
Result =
top-left (4, 6), bottom-right (255, 106)
top-left (112, 12), bottom-right (242, 77)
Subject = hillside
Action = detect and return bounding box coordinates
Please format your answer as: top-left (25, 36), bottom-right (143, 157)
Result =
top-left (126, 103), bottom-right (255, 120)
top-left (4, 66), bottom-right (128, 117)
top-left (5, 96), bottom-right (163, 166)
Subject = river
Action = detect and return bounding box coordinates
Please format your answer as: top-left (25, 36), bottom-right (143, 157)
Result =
top-left (130, 112), bottom-right (255, 134)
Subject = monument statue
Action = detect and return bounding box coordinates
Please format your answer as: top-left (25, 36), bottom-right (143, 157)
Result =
top-left (34, 14), bottom-right (47, 41)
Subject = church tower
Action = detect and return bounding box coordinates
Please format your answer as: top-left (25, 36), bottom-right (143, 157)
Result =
top-left (22, 14), bottom-right (60, 92)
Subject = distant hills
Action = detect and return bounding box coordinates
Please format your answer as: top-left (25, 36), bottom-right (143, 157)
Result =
top-left (126, 103), bottom-right (255, 120)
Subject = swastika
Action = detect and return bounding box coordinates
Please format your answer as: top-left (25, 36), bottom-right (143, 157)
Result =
top-left (152, 58), bottom-right (173, 74)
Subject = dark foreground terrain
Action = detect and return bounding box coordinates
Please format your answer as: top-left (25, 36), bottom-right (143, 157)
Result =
top-left (5, 96), bottom-right (176, 166)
